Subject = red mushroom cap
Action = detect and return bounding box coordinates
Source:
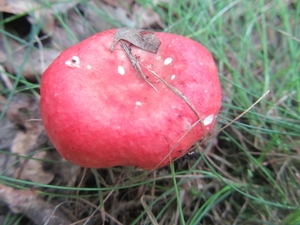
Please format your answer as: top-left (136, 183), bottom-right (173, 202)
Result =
top-left (40, 29), bottom-right (222, 170)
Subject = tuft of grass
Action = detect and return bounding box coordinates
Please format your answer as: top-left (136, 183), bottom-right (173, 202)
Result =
top-left (0, 0), bottom-right (299, 224)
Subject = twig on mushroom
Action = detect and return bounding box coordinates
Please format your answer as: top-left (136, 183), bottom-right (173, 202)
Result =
top-left (111, 29), bottom-right (201, 123)
top-left (118, 36), bottom-right (206, 170)
top-left (142, 63), bottom-right (202, 121)
top-left (120, 41), bottom-right (158, 92)
top-left (138, 60), bottom-right (209, 170)
top-left (119, 41), bottom-right (202, 124)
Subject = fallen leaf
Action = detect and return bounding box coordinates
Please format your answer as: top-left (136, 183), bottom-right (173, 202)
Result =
top-left (111, 27), bottom-right (161, 53)
top-left (2, 93), bottom-right (52, 184)
top-left (132, 4), bottom-right (163, 28)
top-left (12, 130), bottom-right (54, 184)
top-left (0, 183), bottom-right (71, 224)
top-left (87, 0), bottom-right (162, 29)
top-left (0, 34), bottom-right (61, 79)
top-left (0, 93), bottom-right (80, 186)
top-left (0, 0), bottom-right (80, 33)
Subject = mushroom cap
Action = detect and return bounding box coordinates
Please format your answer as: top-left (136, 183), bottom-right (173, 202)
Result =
top-left (40, 29), bottom-right (222, 170)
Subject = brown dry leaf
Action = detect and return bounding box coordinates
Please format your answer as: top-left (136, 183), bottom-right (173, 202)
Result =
top-left (0, 0), bottom-right (42, 14)
top-left (132, 3), bottom-right (163, 28)
top-left (0, 97), bottom-right (18, 178)
top-left (0, 183), bottom-right (71, 224)
top-left (0, 0), bottom-right (81, 34)
top-left (87, 0), bottom-right (162, 29)
top-left (1, 93), bottom-right (54, 184)
top-left (0, 93), bottom-right (80, 186)
top-left (5, 47), bottom-right (60, 80)
top-left (0, 35), bottom-right (60, 79)
top-left (11, 130), bottom-right (54, 184)
top-left (0, 65), bottom-right (13, 90)
top-left (1, 0), bottom-right (163, 77)
top-left (102, 0), bottom-right (134, 8)
top-left (111, 28), bottom-right (161, 53)
top-left (51, 0), bottom-right (161, 49)
top-left (51, 5), bottom-right (105, 48)
top-left (2, 93), bottom-right (39, 127)
top-left (82, 1), bottom-right (135, 29)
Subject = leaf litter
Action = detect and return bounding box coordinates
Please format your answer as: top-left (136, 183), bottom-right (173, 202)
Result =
top-left (0, 92), bottom-right (80, 222)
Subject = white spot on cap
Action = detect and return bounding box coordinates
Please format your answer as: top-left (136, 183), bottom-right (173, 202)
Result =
top-left (156, 55), bottom-right (161, 60)
top-left (170, 74), bottom-right (176, 80)
top-left (65, 60), bottom-right (72, 67)
top-left (164, 57), bottom-right (173, 65)
top-left (135, 101), bottom-right (142, 106)
top-left (65, 55), bottom-right (80, 68)
top-left (203, 114), bottom-right (215, 126)
top-left (118, 66), bottom-right (125, 75)
top-left (87, 65), bottom-right (92, 70)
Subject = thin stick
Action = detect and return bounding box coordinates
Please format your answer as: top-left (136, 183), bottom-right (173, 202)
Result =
top-left (149, 90), bottom-right (270, 171)
top-left (140, 63), bottom-right (202, 121)
top-left (116, 38), bottom-right (209, 171)
top-left (140, 195), bottom-right (159, 225)
top-left (200, 90), bottom-right (271, 144)
top-left (119, 48), bottom-right (203, 127)
top-left (120, 41), bottom-right (158, 92)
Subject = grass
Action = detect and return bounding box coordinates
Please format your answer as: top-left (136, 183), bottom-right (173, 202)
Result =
top-left (0, 0), bottom-right (299, 224)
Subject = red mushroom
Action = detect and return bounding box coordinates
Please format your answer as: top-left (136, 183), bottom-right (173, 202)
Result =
top-left (40, 29), bottom-right (222, 170)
